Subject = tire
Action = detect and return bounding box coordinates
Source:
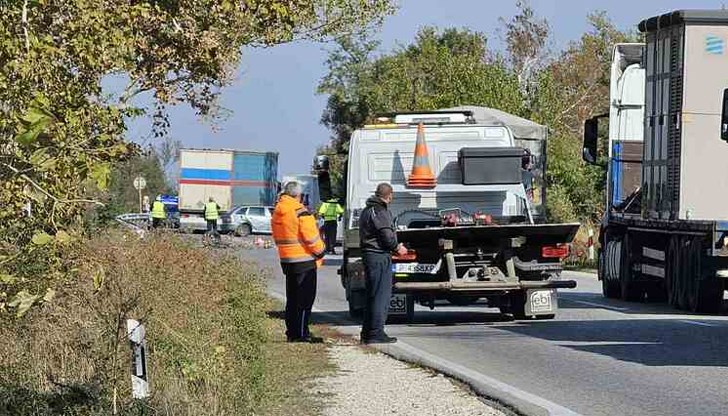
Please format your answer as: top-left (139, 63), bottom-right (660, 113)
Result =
top-left (685, 238), bottom-right (724, 314)
top-left (666, 236), bottom-right (679, 308)
top-left (619, 233), bottom-right (643, 302)
top-left (348, 302), bottom-right (363, 320)
top-left (236, 223), bottom-right (252, 237)
top-left (601, 244), bottom-right (620, 299)
top-left (348, 289), bottom-right (365, 321)
top-left (535, 314), bottom-right (556, 320)
top-left (509, 292), bottom-right (527, 320)
top-left (677, 237), bottom-right (690, 310)
top-left (406, 295), bottom-right (415, 323)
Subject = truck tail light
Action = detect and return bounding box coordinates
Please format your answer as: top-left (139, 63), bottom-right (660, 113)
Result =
top-left (541, 244), bottom-right (569, 259)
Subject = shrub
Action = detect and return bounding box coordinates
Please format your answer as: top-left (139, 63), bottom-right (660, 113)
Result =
top-left (0, 232), bottom-right (274, 415)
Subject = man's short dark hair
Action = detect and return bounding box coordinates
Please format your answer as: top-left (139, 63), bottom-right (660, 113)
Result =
top-left (375, 183), bottom-right (393, 199)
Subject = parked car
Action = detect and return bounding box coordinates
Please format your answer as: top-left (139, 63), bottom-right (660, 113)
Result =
top-left (221, 206), bottom-right (274, 236)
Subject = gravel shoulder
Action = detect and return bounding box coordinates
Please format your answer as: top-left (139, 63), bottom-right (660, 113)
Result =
top-left (317, 343), bottom-right (505, 416)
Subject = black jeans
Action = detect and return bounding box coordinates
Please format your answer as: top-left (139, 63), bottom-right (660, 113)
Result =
top-left (361, 251), bottom-right (392, 340)
top-left (206, 219), bottom-right (218, 233)
top-left (323, 220), bottom-right (337, 253)
top-left (284, 267), bottom-right (317, 340)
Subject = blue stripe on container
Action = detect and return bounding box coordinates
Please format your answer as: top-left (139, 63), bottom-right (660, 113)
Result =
top-left (180, 168), bottom-right (231, 180)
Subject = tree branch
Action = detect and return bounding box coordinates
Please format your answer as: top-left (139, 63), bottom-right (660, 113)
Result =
top-left (2, 162), bottom-right (105, 207)
top-left (21, 0), bottom-right (29, 53)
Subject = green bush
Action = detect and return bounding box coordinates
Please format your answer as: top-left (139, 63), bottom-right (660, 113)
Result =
top-left (0, 232), bottom-right (274, 415)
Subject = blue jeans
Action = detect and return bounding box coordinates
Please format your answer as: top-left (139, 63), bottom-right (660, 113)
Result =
top-left (361, 251), bottom-right (393, 340)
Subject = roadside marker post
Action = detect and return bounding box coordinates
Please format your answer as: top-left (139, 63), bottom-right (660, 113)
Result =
top-left (127, 319), bottom-right (149, 400)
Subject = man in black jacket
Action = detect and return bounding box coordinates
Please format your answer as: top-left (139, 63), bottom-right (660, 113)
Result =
top-left (359, 183), bottom-right (408, 344)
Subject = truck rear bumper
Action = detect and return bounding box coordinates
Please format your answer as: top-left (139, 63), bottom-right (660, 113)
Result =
top-left (393, 280), bottom-right (576, 292)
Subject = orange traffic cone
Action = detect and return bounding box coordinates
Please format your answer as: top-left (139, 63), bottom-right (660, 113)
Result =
top-left (407, 123), bottom-right (437, 188)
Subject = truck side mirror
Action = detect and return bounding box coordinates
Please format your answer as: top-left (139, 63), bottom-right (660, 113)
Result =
top-left (582, 117), bottom-right (599, 164)
top-left (722, 89), bottom-right (728, 142)
top-left (315, 155), bottom-right (332, 201)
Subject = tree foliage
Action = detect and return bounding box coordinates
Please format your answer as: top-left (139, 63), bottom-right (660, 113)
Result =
top-left (318, 3), bottom-right (638, 224)
top-left (0, 0), bottom-right (395, 314)
top-left (318, 27), bottom-right (524, 195)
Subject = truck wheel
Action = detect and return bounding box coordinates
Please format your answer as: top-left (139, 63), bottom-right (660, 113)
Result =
top-left (676, 237), bottom-right (690, 310)
top-left (509, 292), bottom-right (527, 320)
top-left (236, 223), bottom-right (252, 237)
top-left (666, 236), bottom-right (679, 307)
top-left (348, 301), bottom-right (363, 320)
top-left (405, 295), bottom-right (415, 323)
top-left (619, 234), bottom-right (643, 302)
top-left (601, 245), bottom-right (620, 299)
top-left (348, 289), bottom-right (365, 321)
top-left (686, 238), bottom-right (724, 313)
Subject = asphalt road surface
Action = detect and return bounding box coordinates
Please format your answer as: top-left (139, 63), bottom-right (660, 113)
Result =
top-left (248, 247), bottom-right (728, 416)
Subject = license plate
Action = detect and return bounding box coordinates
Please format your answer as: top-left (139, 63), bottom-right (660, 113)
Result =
top-left (393, 263), bottom-right (437, 274)
top-left (388, 294), bottom-right (408, 314)
top-left (528, 290), bottom-right (554, 313)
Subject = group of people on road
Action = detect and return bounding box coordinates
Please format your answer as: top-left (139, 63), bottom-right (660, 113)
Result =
top-left (149, 195), bottom-right (220, 233)
top-left (272, 181), bottom-right (404, 344)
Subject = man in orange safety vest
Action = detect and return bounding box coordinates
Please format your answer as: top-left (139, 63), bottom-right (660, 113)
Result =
top-left (271, 181), bottom-right (326, 343)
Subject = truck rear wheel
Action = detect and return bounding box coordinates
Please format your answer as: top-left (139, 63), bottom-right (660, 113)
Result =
top-left (601, 244), bottom-right (620, 299)
top-left (619, 234), bottom-right (644, 302)
top-left (685, 238), bottom-right (724, 313)
top-left (348, 289), bottom-right (365, 321)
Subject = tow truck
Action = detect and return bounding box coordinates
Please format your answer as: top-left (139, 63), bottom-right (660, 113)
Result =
top-left (335, 108), bottom-right (580, 321)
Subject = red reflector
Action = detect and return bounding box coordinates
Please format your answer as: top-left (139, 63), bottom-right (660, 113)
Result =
top-left (542, 244), bottom-right (569, 259)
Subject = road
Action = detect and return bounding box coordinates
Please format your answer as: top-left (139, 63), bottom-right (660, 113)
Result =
top-left (247, 247), bottom-right (728, 416)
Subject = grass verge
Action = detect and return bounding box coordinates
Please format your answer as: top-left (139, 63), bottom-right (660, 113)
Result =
top-left (0, 231), bottom-right (334, 416)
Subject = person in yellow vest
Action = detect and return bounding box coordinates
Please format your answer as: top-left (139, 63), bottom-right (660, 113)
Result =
top-left (272, 181), bottom-right (326, 343)
top-left (203, 197), bottom-right (221, 235)
top-left (151, 195), bottom-right (167, 229)
top-left (317, 197), bottom-right (344, 254)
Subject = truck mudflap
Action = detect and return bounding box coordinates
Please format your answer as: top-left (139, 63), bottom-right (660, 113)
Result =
top-left (395, 222), bottom-right (581, 247)
top-left (393, 279), bottom-right (576, 292)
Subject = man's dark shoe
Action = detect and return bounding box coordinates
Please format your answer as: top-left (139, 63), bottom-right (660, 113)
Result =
top-left (361, 335), bottom-right (397, 344)
top-left (288, 336), bottom-right (324, 344)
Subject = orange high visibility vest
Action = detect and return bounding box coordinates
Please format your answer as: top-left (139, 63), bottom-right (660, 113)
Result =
top-left (272, 195), bottom-right (325, 268)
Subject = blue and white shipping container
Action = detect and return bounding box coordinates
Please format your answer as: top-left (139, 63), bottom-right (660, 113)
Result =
top-left (178, 148), bottom-right (278, 213)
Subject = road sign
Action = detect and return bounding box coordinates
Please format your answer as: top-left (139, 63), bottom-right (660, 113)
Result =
top-left (133, 176), bottom-right (147, 190)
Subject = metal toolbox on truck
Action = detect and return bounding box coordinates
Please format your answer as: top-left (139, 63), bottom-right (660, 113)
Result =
top-left (458, 147), bottom-right (523, 185)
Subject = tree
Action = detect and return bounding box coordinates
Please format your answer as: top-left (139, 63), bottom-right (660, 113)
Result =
top-left (530, 12), bottom-right (639, 222)
top-left (318, 27), bottom-right (524, 194)
top-left (499, 0), bottom-right (550, 114)
top-left (0, 0), bottom-right (396, 313)
top-left (0, 0), bottom-right (395, 238)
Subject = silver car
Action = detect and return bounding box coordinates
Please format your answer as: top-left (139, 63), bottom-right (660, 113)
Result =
top-left (221, 206), bottom-right (274, 236)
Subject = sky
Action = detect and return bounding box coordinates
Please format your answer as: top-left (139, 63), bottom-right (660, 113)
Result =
top-left (125, 0), bottom-right (727, 177)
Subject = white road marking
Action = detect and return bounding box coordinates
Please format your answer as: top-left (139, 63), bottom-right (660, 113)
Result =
top-left (563, 298), bottom-right (631, 311)
top-left (556, 341), bottom-right (660, 347)
top-left (678, 320), bottom-right (716, 327)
